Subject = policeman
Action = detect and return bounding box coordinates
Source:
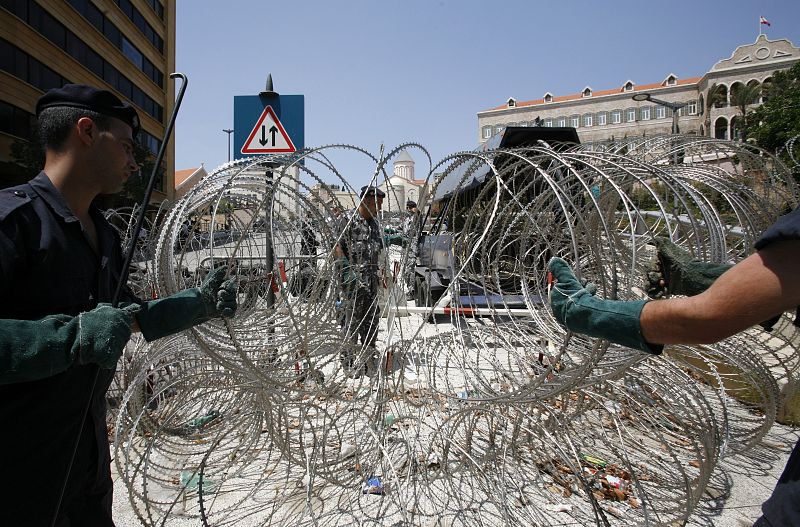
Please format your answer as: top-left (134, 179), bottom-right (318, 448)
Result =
top-left (334, 185), bottom-right (404, 375)
top-left (548, 205), bottom-right (800, 524)
top-left (402, 200), bottom-right (418, 234)
top-left (0, 84), bottom-right (237, 526)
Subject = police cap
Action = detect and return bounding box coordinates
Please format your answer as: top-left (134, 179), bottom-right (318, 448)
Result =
top-left (36, 84), bottom-right (140, 137)
top-left (360, 186), bottom-right (386, 199)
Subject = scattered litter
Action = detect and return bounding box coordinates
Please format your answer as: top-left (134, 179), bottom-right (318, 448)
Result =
top-left (184, 409), bottom-right (220, 431)
top-left (340, 442), bottom-right (356, 459)
top-left (581, 454), bottom-right (608, 468)
top-left (180, 470), bottom-right (216, 493)
top-left (363, 476), bottom-right (385, 495)
top-left (605, 475), bottom-right (626, 491)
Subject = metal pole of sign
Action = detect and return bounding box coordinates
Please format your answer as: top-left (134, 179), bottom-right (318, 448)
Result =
top-left (265, 166), bottom-right (277, 362)
top-left (51, 73), bottom-right (189, 527)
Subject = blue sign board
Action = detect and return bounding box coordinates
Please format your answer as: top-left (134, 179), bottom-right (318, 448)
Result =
top-left (233, 94), bottom-right (304, 160)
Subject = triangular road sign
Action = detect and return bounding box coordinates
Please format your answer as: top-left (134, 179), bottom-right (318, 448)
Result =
top-left (241, 106), bottom-right (296, 154)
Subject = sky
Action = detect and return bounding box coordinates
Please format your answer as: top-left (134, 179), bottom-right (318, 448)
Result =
top-left (174, 0), bottom-right (800, 188)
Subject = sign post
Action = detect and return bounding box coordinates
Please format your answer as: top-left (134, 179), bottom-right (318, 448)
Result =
top-left (233, 76), bottom-right (304, 159)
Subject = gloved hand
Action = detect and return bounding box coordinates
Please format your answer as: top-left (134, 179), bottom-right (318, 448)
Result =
top-left (337, 256), bottom-right (366, 291)
top-left (383, 234), bottom-right (407, 247)
top-left (76, 303), bottom-right (136, 368)
top-left (133, 267), bottom-right (238, 342)
top-left (0, 304), bottom-right (134, 384)
top-left (548, 257), bottom-right (662, 354)
top-left (646, 238), bottom-right (731, 298)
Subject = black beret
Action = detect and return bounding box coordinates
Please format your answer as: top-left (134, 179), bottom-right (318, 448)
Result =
top-left (406, 200), bottom-right (417, 208)
top-left (360, 185), bottom-right (386, 198)
top-left (36, 84), bottom-right (140, 137)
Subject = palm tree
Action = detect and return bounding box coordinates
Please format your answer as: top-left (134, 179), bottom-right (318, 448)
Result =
top-left (730, 82), bottom-right (762, 140)
top-left (704, 83), bottom-right (727, 136)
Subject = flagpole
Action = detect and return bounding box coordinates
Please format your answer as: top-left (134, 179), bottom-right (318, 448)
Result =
top-left (758, 16), bottom-right (762, 37)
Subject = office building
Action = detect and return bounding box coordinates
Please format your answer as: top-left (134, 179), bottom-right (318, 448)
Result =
top-left (1, 0), bottom-right (176, 200)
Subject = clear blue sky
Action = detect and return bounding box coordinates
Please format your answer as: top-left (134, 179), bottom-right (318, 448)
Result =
top-left (174, 0), bottom-right (800, 187)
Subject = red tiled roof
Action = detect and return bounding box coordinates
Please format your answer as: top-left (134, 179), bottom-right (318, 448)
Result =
top-left (485, 77), bottom-right (701, 112)
top-left (175, 167), bottom-right (198, 187)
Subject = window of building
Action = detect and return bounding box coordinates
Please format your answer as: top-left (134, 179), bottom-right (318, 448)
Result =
top-left (0, 38), bottom-right (71, 93)
top-left (623, 81), bottom-right (634, 92)
top-left (0, 101), bottom-right (36, 139)
top-left (507, 98), bottom-right (516, 108)
top-left (655, 106), bottom-right (666, 119)
top-left (686, 100), bottom-right (698, 115)
top-left (544, 93), bottom-right (553, 103)
top-left (597, 112), bottom-right (607, 126)
top-left (544, 118), bottom-right (553, 127)
top-left (482, 126), bottom-right (492, 139)
top-left (557, 117), bottom-right (567, 127)
top-left (65, 0), bottom-right (164, 83)
top-left (582, 87), bottom-right (592, 97)
top-left (640, 106), bottom-right (651, 120)
top-left (611, 110), bottom-right (622, 124)
top-left (494, 125), bottom-right (504, 135)
top-left (583, 113), bottom-right (593, 127)
top-left (626, 108), bottom-right (636, 122)
top-left (122, 37), bottom-right (143, 70)
top-left (570, 115), bottom-right (580, 127)
top-left (8, 3), bottom-right (166, 121)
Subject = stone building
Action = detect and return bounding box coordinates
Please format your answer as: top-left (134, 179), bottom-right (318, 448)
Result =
top-left (379, 149), bottom-right (427, 216)
top-left (477, 35), bottom-right (799, 144)
top-left (1, 0), bottom-right (176, 199)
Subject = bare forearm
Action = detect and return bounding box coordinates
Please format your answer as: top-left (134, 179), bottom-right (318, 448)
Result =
top-left (641, 240), bottom-right (800, 345)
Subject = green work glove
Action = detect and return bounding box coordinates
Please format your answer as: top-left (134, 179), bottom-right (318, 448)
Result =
top-left (133, 267), bottom-right (238, 342)
top-left (0, 303), bottom-right (134, 384)
top-left (337, 256), bottom-right (365, 290)
top-left (646, 238), bottom-right (731, 299)
top-left (548, 258), bottom-right (662, 355)
top-left (383, 234), bottom-right (407, 247)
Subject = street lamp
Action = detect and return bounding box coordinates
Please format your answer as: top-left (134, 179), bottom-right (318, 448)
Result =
top-left (632, 93), bottom-right (689, 215)
top-left (222, 128), bottom-right (234, 163)
top-left (631, 92), bottom-right (688, 135)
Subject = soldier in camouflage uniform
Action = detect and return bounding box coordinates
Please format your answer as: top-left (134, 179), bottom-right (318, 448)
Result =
top-left (334, 186), bottom-right (405, 375)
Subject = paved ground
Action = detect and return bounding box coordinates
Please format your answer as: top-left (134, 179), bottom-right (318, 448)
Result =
top-left (110, 398), bottom-right (798, 527)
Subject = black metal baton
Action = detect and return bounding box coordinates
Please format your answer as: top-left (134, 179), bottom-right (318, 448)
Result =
top-left (51, 73), bottom-right (188, 526)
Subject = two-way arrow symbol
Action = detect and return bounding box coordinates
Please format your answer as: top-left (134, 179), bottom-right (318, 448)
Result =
top-left (259, 125), bottom-right (280, 146)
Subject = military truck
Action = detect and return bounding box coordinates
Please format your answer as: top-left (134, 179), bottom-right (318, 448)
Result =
top-left (412, 126), bottom-right (580, 309)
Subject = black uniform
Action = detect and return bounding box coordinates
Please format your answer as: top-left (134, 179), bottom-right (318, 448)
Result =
top-left (0, 172), bottom-right (137, 526)
top-left (753, 205), bottom-right (800, 527)
top-left (337, 212), bottom-right (384, 352)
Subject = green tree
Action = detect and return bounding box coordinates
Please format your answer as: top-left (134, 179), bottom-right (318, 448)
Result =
top-left (745, 62), bottom-right (800, 155)
top-left (704, 83), bottom-right (727, 135)
top-left (730, 81), bottom-right (762, 141)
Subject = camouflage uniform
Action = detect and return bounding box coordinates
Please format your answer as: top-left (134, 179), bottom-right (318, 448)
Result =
top-left (336, 211), bottom-right (385, 362)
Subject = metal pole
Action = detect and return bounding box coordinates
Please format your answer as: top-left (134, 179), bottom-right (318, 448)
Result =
top-left (223, 129), bottom-right (234, 163)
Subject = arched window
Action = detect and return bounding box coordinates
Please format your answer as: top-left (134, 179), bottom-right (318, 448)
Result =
top-left (729, 81), bottom-right (745, 106)
top-left (714, 116), bottom-right (729, 140)
top-left (762, 77), bottom-right (773, 103)
top-left (731, 116), bottom-right (743, 141)
top-left (712, 84), bottom-right (728, 108)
